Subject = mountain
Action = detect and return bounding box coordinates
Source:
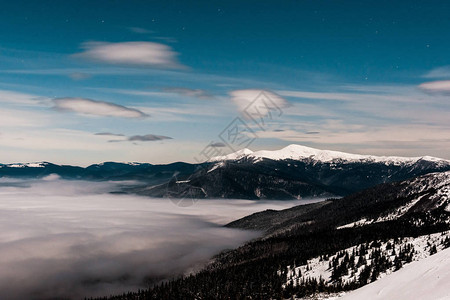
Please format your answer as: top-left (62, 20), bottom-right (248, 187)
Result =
top-left (2, 145), bottom-right (449, 200)
top-left (212, 144), bottom-right (448, 166)
top-left (90, 171), bottom-right (450, 300)
top-left (140, 144), bottom-right (450, 200)
top-left (0, 161), bottom-right (201, 184)
top-left (226, 170), bottom-right (450, 234)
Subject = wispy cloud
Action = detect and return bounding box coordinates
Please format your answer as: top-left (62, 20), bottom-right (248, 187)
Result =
top-left (102, 133), bottom-right (173, 143)
top-left (423, 66), bottom-right (450, 79)
top-left (74, 41), bottom-right (185, 69)
top-left (418, 80), bottom-right (450, 94)
top-left (128, 27), bottom-right (154, 34)
top-left (210, 142), bottom-right (226, 147)
top-left (53, 98), bottom-right (148, 118)
top-left (94, 132), bottom-right (125, 137)
top-left (277, 90), bottom-right (419, 103)
top-left (229, 89), bottom-right (290, 115)
top-left (68, 72), bottom-right (91, 81)
top-left (128, 134), bottom-right (172, 141)
top-left (0, 89), bottom-right (48, 106)
top-left (163, 87), bottom-right (215, 100)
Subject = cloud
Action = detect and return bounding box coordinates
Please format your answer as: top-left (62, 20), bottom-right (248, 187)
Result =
top-left (163, 87), bottom-right (214, 100)
top-left (418, 80), bottom-right (450, 94)
top-left (128, 27), bottom-right (154, 34)
top-left (229, 89), bottom-right (290, 117)
top-left (423, 66), bottom-right (450, 79)
top-left (0, 179), bottom-right (301, 299)
top-left (68, 72), bottom-right (91, 81)
top-left (210, 142), bottom-right (226, 148)
top-left (53, 98), bottom-right (148, 118)
top-left (128, 134), bottom-right (172, 142)
top-left (74, 41), bottom-right (184, 69)
top-left (0, 89), bottom-right (48, 106)
top-left (94, 132), bottom-right (125, 137)
top-left (96, 133), bottom-right (172, 143)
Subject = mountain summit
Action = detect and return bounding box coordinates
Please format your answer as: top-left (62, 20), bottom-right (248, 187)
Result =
top-left (143, 145), bottom-right (450, 200)
top-left (212, 144), bottom-right (449, 166)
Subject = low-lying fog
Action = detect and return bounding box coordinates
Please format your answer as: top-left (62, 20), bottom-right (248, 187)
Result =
top-left (0, 176), bottom-right (321, 299)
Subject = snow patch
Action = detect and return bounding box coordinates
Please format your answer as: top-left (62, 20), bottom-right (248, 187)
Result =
top-left (284, 231), bottom-right (450, 291)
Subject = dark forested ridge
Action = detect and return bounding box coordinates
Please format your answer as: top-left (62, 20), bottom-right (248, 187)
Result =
top-left (135, 155), bottom-right (450, 199)
top-left (88, 171), bottom-right (450, 300)
top-left (2, 151), bottom-right (450, 200)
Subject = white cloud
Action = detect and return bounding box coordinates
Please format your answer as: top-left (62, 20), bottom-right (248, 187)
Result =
top-left (418, 80), bottom-right (450, 94)
top-left (74, 41), bottom-right (184, 69)
top-left (0, 89), bottom-right (48, 106)
top-left (53, 97), bottom-right (148, 118)
top-left (0, 180), bottom-right (288, 299)
top-left (229, 89), bottom-right (290, 116)
top-left (277, 90), bottom-right (420, 103)
top-left (164, 87), bottom-right (214, 100)
top-left (423, 66), bottom-right (450, 79)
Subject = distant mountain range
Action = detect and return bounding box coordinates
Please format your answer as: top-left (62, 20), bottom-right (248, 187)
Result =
top-left (2, 144), bottom-right (450, 200)
top-left (140, 145), bottom-right (450, 199)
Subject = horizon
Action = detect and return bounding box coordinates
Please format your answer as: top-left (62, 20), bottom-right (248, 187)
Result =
top-left (1, 1), bottom-right (449, 165)
top-left (2, 143), bottom-right (449, 167)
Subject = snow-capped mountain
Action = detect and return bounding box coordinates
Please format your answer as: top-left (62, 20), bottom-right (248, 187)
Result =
top-left (0, 162), bottom-right (50, 168)
top-left (212, 144), bottom-right (450, 166)
top-left (2, 146), bottom-right (450, 200)
top-left (143, 146), bottom-right (450, 200)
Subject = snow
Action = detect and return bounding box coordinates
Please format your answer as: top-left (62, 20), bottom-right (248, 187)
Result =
top-left (339, 247), bottom-right (450, 300)
top-left (211, 148), bottom-right (253, 161)
top-left (334, 171), bottom-right (450, 228)
top-left (284, 231), bottom-right (450, 290)
top-left (211, 144), bottom-right (450, 165)
top-left (175, 180), bottom-right (191, 183)
top-left (5, 162), bottom-right (47, 168)
top-left (207, 162), bottom-right (225, 173)
top-left (336, 218), bottom-right (369, 229)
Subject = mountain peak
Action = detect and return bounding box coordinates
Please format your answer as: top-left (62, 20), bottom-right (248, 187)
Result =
top-left (211, 144), bottom-right (449, 165)
top-left (211, 148), bottom-right (253, 161)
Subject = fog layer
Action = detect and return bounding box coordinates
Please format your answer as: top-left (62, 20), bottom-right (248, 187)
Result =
top-left (0, 177), bottom-right (303, 299)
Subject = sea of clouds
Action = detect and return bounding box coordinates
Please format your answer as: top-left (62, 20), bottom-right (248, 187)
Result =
top-left (0, 176), bottom-right (308, 299)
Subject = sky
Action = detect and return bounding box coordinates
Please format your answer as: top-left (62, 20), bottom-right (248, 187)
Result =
top-left (0, 0), bottom-right (449, 165)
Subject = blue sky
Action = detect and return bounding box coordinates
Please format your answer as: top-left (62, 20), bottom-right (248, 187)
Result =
top-left (0, 0), bottom-right (449, 165)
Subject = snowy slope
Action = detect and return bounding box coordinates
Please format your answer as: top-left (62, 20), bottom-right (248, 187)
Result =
top-left (285, 231), bottom-right (449, 290)
top-left (339, 247), bottom-right (450, 300)
top-left (0, 162), bottom-right (49, 168)
top-left (212, 144), bottom-right (450, 166)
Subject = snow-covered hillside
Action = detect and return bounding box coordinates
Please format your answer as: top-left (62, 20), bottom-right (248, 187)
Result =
top-left (0, 162), bottom-right (49, 168)
top-left (212, 144), bottom-right (450, 166)
top-left (339, 246), bottom-right (450, 300)
top-left (282, 231), bottom-right (450, 299)
top-left (336, 171), bottom-right (450, 228)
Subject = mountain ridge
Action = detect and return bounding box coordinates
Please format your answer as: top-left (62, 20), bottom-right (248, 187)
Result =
top-left (211, 144), bottom-right (450, 165)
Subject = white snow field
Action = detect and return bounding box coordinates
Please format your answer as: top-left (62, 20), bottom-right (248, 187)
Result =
top-left (340, 247), bottom-right (450, 300)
